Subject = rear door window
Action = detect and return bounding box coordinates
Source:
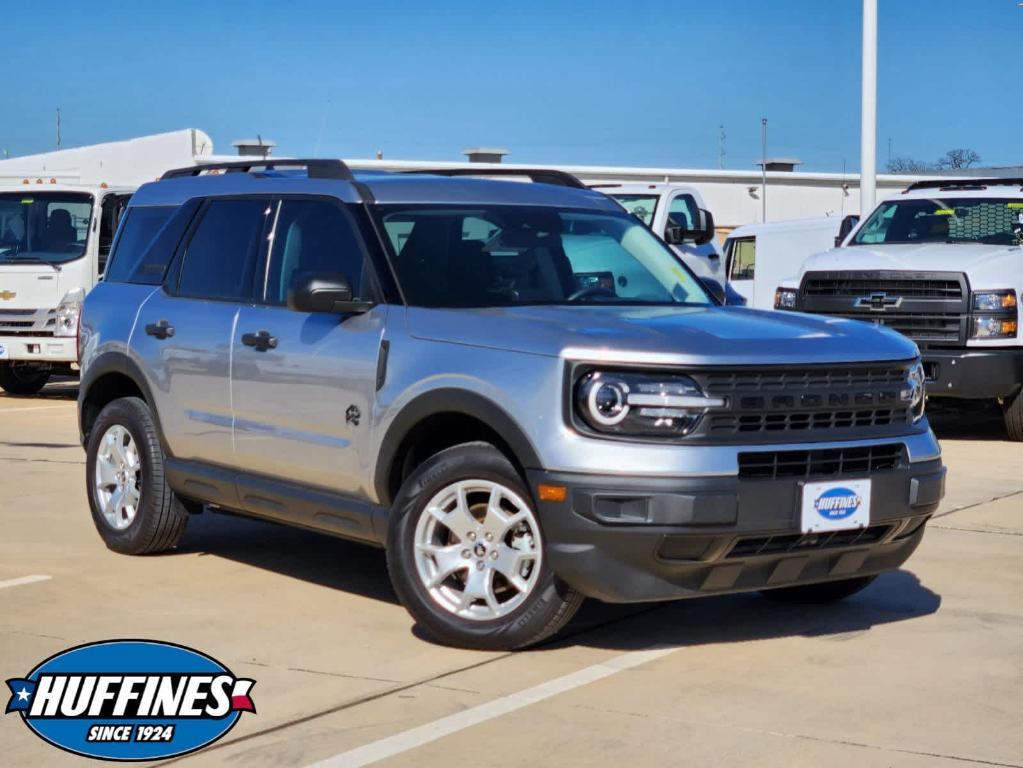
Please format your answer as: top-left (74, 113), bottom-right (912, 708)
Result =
top-left (104, 206), bottom-right (175, 283)
top-left (175, 199), bottom-right (271, 301)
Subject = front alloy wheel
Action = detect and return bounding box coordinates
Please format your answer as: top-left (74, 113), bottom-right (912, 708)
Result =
top-left (387, 442), bottom-right (582, 650)
top-left (413, 479), bottom-right (542, 621)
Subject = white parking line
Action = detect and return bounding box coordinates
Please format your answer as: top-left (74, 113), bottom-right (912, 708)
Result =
top-left (0, 575), bottom-right (52, 590)
top-left (0, 404), bottom-right (72, 414)
top-left (306, 646), bottom-right (676, 768)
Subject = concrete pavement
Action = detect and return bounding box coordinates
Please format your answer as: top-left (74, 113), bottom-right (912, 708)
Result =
top-left (1, 384), bottom-right (1021, 767)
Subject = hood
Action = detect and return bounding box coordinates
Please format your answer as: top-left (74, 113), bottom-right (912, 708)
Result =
top-left (0, 259), bottom-right (90, 310)
top-left (405, 304), bottom-right (919, 366)
top-left (798, 243), bottom-right (1022, 290)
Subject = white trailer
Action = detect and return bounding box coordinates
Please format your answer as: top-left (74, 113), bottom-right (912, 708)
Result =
top-left (0, 130), bottom-right (216, 393)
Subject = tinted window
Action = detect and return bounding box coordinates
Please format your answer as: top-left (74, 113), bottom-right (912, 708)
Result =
top-left (264, 200), bottom-right (367, 305)
top-left (104, 206), bottom-right (175, 284)
top-left (666, 194), bottom-right (698, 229)
top-left (176, 199), bottom-right (269, 301)
top-left (377, 205), bottom-right (711, 308)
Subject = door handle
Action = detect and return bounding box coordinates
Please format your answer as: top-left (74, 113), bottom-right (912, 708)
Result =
top-left (241, 330), bottom-right (278, 351)
top-left (144, 320), bottom-right (175, 340)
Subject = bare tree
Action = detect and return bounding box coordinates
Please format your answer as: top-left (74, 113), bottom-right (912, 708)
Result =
top-left (936, 148), bottom-right (981, 170)
top-left (886, 156), bottom-right (933, 174)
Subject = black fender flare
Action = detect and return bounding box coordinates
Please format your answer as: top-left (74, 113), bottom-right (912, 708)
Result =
top-left (78, 351), bottom-right (168, 453)
top-left (374, 389), bottom-right (542, 504)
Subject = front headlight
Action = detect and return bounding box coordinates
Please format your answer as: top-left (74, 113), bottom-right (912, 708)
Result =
top-left (775, 288), bottom-right (797, 309)
top-left (574, 371), bottom-right (725, 437)
top-left (972, 291), bottom-right (1017, 312)
top-left (54, 288), bottom-right (86, 338)
top-left (901, 360), bottom-right (926, 422)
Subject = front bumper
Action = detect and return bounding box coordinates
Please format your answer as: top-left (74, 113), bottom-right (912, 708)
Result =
top-left (922, 348), bottom-right (1023, 400)
top-left (528, 458), bottom-right (944, 603)
top-left (0, 335), bottom-right (77, 365)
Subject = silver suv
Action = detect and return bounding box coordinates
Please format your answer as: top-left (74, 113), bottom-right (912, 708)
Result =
top-left (78, 160), bottom-right (945, 650)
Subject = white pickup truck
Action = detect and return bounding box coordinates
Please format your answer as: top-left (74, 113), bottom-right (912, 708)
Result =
top-left (593, 182), bottom-right (724, 281)
top-left (774, 177), bottom-right (1023, 439)
top-left (0, 183), bottom-right (133, 393)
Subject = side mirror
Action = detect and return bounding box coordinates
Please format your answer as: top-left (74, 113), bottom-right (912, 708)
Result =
top-left (835, 214), bottom-right (860, 246)
top-left (699, 277), bottom-right (727, 305)
top-left (664, 208), bottom-right (716, 246)
top-left (287, 272), bottom-right (374, 315)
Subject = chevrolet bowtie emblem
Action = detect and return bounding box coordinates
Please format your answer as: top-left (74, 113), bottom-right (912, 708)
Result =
top-left (0, 290), bottom-right (16, 301)
top-left (854, 291), bottom-right (902, 311)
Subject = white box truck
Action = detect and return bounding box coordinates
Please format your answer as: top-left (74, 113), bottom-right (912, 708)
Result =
top-left (0, 129), bottom-right (215, 393)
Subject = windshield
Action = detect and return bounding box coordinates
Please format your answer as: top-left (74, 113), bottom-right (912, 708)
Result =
top-left (853, 197), bottom-right (1023, 246)
top-left (0, 192), bottom-right (93, 265)
top-left (609, 194), bottom-right (659, 226)
top-left (376, 205), bottom-right (712, 308)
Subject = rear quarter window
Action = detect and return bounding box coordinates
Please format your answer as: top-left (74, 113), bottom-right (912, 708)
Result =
top-left (104, 206), bottom-right (177, 284)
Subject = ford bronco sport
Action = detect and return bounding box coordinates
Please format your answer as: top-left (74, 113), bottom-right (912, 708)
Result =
top-left (78, 159), bottom-right (944, 650)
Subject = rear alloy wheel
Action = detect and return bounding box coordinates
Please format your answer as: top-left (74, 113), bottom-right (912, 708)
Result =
top-left (0, 362), bottom-right (50, 395)
top-left (86, 397), bottom-right (188, 554)
top-left (387, 443), bottom-right (582, 650)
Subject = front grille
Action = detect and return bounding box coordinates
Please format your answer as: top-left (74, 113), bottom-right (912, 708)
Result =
top-left (0, 308), bottom-right (56, 336)
top-left (796, 271), bottom-right (969, 347)
top-left (726, 524), bottom-right (893, 559)
top-left (802, 275), bottom-right (963, 300)
top-left (821, 313), bottom-right (962, 343)
top-left (693, 364), bottom-right (913, 440)
top-left (737, 443), bottom-right (905, 480)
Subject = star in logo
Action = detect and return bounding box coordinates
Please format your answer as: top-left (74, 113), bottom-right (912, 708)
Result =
top-left (16, 687), bottom-right (31, 702)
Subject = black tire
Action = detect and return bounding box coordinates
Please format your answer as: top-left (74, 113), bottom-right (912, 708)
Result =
top-left (760, 575), bottom-right (877, 604)
top-left (1004, 393), bottom-right (1023, 442)
top-left (0, 363), bottom-right (50, 395)
top-left (85, 396), bottom-right (188, 555)
top-left (386, 442), bottom-right (583, 650)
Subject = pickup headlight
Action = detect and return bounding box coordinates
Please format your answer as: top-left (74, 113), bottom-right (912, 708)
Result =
top-left (775, 288), bottom-right (797, 309)
top-left (574, 371), bottom-right (725, 437)
top-left (972, 291), bottom-right (1017, 312)
top-left (970, 290), bottom-right (1017, 339)
top-left (55, 288), bottom-right (86, 338)
top-left (901, 360), bottom-right (926, 422)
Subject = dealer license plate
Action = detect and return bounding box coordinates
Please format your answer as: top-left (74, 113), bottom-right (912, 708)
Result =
top-left (800, 479), bottom-right (871, 533)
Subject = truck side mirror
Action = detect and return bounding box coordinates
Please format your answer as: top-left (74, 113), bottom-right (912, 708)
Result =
top-left (835, 214), bottom-right (860, 247)
top-left (664, 209), bottom-right (716, 246)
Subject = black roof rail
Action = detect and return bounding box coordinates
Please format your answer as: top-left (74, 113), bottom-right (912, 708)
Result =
top-left (399, 167), bottom-right (587, 189)
top-left (160, 158), bottom-right (354, 181)
top-left (903, 177), bottom-right (1023, 193)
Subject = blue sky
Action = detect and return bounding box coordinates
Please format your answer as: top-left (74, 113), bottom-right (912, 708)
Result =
top-left (4, 0), bottom-right (1021, 171)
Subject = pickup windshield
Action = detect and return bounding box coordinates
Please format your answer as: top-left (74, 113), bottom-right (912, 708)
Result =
top-left (853, 197), bottom-right (1023, 246)
top-left (0, 192), bottom-right (93, 265)
top-left (376, 205), bottom-right (711, 308)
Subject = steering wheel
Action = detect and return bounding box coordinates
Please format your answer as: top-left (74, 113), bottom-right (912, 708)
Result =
top-left (567, 285), bottom-right (616, 302)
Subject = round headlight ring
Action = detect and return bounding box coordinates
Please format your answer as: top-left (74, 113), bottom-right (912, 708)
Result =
top-left (586, 377), bottom-right (631, 426)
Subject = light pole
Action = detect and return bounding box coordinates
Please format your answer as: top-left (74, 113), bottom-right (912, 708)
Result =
top-left (860, 0), bottom-right (877, 214)
top-left (761, 117), bottom-right (768, 222)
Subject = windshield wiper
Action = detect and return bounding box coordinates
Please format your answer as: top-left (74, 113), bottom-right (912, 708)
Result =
top-left (4, 256), bottom-right (61, 271)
